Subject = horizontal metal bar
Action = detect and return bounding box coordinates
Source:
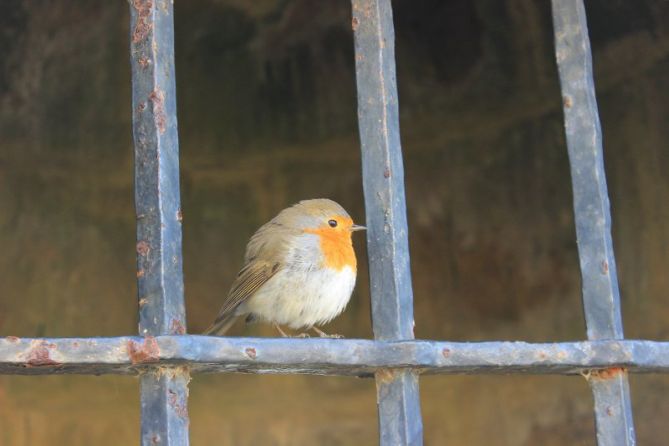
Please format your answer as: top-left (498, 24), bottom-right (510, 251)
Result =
top-left (1, 337), bottom-right (668, 376)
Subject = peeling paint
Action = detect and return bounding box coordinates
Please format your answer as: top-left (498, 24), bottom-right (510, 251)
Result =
top-left (149, 89), bottom-right (167, 134)
top-left (245, 347), bottom-right (257, 359)
top-left (170, 318), bottom-right (186, 335)
top-left (136, 240), bottom-right (150, 256)
top-left (127, 337), bottom-right (160, 364)
top-left (168, 388), bottom-right (188, 419)
top-left (25, 341), bottom-right (61, 367)
top-left (132, 0), bottom-right (153, 44)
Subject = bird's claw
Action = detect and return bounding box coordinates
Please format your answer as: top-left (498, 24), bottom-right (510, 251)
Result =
top-left (310, 326), bottom-right (344, 338)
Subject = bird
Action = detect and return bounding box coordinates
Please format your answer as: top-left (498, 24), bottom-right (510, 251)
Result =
top-left (204, 198), bottom-right (365, 338)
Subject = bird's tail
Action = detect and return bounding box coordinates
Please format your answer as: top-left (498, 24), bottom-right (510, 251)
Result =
top-left (202, 313), bottom-right (238, 336)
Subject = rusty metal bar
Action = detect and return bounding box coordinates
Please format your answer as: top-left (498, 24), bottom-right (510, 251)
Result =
top-left (351, 0), bottom-right (422, 444)
top-left (129, 1), bottom-right (190, 445)
top-left (551, 1), bottom-right (635, 444)
top-left (2, 337), bottom-right (669, 376)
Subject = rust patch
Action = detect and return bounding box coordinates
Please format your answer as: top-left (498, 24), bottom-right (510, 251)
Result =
top-left (137, 269), bottom-right (145, 278)
top-left (601, 260), bottom-right (609, 274)
top-left (149, 90), bottom-right (167, 134)
top-left (127, 337), bottom-right (160, 364)
top-left (138, 297), bottom-right (148, 307)
top-left (138, 56), bottom-right (150, 68)
top-left (132, 0), bottom-right (153, 44)
top-left (25, 341), bottom-right (61, 367)
top-left (351, 17), bottom-right (359, 31)
top-left (136, 240), bottom-right (150, 256)
top-left (168, 389), bottom-right (189, 419)
top-left (364, 4), bottom-right (373, 18)
top-left (442, 348), bottom-right (451, 358)
top-left (245, 347), bottom-right (257, 359)
top-left (591, 367), bottom-right (626, 380)
top-left (375, 368), bottom-right (398, 384)
top-left (383, 167), bottom-right (391, 178)
top-left (170, 318), bottom-right (186, 335)
top-left (157, 0), bottom-right (170, 13)
top-left (5, 336), bottom-right (20, 343)
top-left (176, 209), bottom-right (183, 222)
top-left (563, 95), bottom-right (573, 108)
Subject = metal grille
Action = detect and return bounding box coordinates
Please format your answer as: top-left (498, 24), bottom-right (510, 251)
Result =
top-left (0, 1), bottom-right (666, 445)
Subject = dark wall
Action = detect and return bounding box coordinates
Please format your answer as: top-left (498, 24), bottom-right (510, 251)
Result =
top-left (1, 1), bottom-right (668, 444)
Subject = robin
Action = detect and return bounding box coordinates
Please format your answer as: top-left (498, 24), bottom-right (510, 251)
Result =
top-left (204, 198), bottom-right (365, 338)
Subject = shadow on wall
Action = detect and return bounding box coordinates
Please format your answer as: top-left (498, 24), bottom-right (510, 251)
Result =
top-left (0, 0), bottom-right (668, 445)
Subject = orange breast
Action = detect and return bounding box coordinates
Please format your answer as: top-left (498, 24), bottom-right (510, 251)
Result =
top-left (305, 228), bottom-right (357, 271)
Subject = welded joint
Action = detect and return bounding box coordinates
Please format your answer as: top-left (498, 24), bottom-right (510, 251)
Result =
top-left (375, 368), bottom-right (420, 385)
top-left (138, 365), bottom-right (192, 380)
top-left (580, 366), bottom-right (628, 382)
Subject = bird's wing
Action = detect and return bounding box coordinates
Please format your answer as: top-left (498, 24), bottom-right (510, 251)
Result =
top-left (205, 219), bottom-right (295, 335)
top-left (210, 259), bottom-right (281, 323)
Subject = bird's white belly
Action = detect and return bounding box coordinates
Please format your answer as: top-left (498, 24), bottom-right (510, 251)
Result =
top-left (242, 266), bottom-right (356, 329)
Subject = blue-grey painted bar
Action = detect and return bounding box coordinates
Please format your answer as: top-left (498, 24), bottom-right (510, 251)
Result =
top-left (351, 0), bottom-right (422, 444)
top-left (551, 1), bottom-right (635, 444)
top-left (140, 370), bottom-right (190, 445)
top-left (2, 337), bottom-right (669, 375)
top-left (129, 1), bottom-right (189, 445)
top-left (590, 374), bottom-right (635, 445)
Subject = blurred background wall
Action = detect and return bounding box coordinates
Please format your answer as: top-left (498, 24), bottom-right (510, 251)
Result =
top-left (1, 0), bottom-right (668, 444)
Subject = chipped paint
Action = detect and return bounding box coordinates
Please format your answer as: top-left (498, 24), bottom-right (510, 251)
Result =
top-left (127, 337), bottom-right (160, 364)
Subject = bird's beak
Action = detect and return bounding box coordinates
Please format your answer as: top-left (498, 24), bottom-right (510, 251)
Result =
top-left (351, 224), bottom-right (366, 232)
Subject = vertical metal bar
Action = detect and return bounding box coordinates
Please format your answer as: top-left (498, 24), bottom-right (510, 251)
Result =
top-left (551, 1), bottom-right (635, 445)
top-left (130, 1), bottom-right (190, 445)
top-left (351, 1), bottom-right (423, 445)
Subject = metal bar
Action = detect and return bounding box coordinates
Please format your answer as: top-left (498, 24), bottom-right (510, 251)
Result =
top-left (141, 370), bottom-right (190, 446)
top-left (129, 1), bottom-right (190, 445)
top-left (590, 372), bottom-right (635, 445)
top-left (351, 0), bottom-right (422, 444)
top-left (2, 337), bottom-right (669, 376)
top-left (551, 1), bottom-right (635, 444)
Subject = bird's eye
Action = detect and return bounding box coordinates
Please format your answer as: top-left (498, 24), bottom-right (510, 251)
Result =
top-left (328, 219), bottom-right (338, 228)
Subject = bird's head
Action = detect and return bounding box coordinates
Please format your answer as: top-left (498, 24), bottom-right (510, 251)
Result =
top-left (278, 199), bottom-right (365, 270)
top-left (282, 198), bottom-right (366, 234)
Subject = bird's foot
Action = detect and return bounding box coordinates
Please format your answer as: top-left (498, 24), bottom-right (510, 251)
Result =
top-left (294, 332), bottom-right (311, 338)
top-left (311, 326), bottom-right (344, 339)
top-left (273, 324), bottom-right (289, 338)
